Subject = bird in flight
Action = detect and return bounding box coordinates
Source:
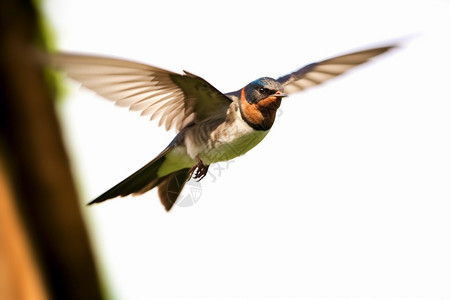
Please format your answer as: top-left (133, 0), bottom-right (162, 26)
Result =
top-left (51, 44), bottom-right (396, 211)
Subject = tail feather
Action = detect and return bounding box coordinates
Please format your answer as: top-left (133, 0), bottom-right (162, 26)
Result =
top-left (157, 168), bottom-right (191, 211)
top-left (88, 147), bottom-right (171, 205)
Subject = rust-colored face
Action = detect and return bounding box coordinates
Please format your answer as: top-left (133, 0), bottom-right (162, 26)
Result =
top-left (240, 88), bottom-right (284, 131)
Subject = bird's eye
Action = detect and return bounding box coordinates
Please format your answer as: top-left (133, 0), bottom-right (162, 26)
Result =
top-left (259, 87), bottom-right (270, 94)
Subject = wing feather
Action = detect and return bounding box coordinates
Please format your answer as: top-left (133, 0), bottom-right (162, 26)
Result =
top-left (278, 46), bottom-right (396, 94)
top-left (50, 53), bottom-right (231, 132)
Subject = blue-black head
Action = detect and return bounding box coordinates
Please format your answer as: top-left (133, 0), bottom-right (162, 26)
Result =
top-left (238, 77), bottom-right (287, 131)
top-left (244, 77), bottom-right (287, 104)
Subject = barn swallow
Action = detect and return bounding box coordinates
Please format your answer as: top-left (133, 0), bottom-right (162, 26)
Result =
top-left (51, 44), bottom-right (395, 211)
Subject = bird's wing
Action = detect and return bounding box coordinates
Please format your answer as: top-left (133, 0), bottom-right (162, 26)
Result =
top-left (277, 45), bottom-right (396, 94)
top-left (50, 53), bottom-right (232, 132)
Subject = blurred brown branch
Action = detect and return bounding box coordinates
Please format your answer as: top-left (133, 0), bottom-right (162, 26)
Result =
top-left (0, 0), bottom-right (103, 299)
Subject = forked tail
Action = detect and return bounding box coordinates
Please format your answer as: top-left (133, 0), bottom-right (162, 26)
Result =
top-left (88, 147), bottom-right (191, 211)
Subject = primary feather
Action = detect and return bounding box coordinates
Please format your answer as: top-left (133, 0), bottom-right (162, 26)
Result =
top-left (278, 46), bottom-right (395, 94)
top-left (50, 53), bottom-right (231, 132)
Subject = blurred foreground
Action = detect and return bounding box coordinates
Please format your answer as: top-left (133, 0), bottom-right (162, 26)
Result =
top-left (0, 0), bottom-right (102, 299)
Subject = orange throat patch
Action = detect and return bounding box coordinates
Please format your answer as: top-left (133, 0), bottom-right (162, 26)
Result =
top-left (240, 88), bottom-right (281, 130)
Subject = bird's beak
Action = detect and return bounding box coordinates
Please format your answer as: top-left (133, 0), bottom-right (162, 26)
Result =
top-left (272, 91), bottom-right (288, 98)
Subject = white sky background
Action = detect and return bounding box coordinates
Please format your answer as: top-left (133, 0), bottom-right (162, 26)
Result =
top-left (44, 0), bottom-right (450, 299)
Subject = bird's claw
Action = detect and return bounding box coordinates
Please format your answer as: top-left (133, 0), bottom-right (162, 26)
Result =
top-left (189, 156), bottom-right (209, 182)
top-left (194, 165), bottom-right (209, 181)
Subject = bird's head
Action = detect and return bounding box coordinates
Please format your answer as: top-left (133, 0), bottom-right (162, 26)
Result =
top-left (239, 77), bottom-right (287, 130)
top-left (243, 77), bottom-right (286, 104)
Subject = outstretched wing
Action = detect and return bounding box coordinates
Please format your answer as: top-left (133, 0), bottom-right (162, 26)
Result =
top-left (50, 53), bottom-right (232, 132)
top-left (277, 45), bottom-right (396, 94)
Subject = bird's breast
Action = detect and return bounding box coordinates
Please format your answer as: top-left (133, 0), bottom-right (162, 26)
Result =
top-left (184, 102), bottom-right (270, 165)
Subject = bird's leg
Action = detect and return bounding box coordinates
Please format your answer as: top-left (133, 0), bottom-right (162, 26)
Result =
top-left (189, 156), bottom-right (209, 182)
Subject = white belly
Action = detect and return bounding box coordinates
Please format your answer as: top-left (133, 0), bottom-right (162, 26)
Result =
top-left (186, 116), bottom-right (269, 165)
top-left (201, 130), bottom-right (268, 164)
